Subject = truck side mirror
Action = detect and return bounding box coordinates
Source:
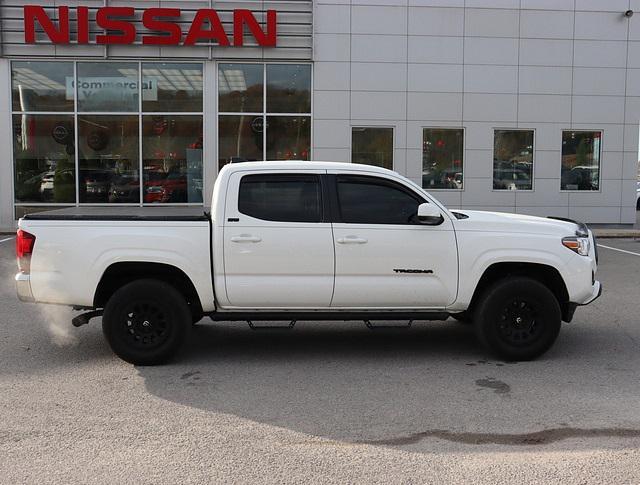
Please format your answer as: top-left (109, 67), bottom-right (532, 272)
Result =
top-left (417, 203), bottom-right (444, 225)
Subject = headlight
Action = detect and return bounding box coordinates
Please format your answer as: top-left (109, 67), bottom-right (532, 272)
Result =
top-left (562, 236), bottom-right (590, 256)
top-left (146, 186), bottom-right (164, 193)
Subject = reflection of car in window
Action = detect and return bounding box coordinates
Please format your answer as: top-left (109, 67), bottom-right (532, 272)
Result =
top-left (144, 171), bottom-right (189, 203)
top-left (561, 166), bottom-right (599, 191)
top-left (493, 166), bottom-right (532, 190)
top-left (16, 172), bottom-right (46, 201)
top-left (422, 169), bottom-right (462, 189)
top-left (81, 170), bottom-right (112, 202)
top-left (108, 175), bottom-right (139, 203)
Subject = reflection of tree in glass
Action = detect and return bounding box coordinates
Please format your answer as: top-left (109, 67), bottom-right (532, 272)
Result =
top-left (352, 128), bottom-right (393, 169)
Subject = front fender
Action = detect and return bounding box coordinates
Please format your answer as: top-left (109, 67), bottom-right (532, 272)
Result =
top-left (451, 232), bottom-right (575, 309)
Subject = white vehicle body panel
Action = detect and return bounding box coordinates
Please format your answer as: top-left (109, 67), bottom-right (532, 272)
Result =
top-left (19, 220), bottom-right (215, 312)
top-left (221, 168), bottom-right (334, 308)
top-left (16, 161), bottom-right (600, 317)
top-left (327, 168), bottom-right (458, 309)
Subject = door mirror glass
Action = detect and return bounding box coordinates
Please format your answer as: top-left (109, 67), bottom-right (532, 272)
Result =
top-left (417, 203), bottom-right (444, 225)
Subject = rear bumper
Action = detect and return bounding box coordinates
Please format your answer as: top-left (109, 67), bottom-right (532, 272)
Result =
top-left (15, 273), bottom-right (34, 302)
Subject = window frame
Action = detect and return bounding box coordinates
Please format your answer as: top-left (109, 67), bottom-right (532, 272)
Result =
top-left (10, 59), bottom-right (206, 214)
top-left (350, 126), bottom-right (395, 171)
top-left (237, 172), bottom-right (326, 223)
top-left (421, 126), bottom-right (465, 192)
top-left (332, 173), bottom-right (427, 225)
top-left (559, 129), bottom-right (603, 193)
top-left (491, 128), bottom-right (536, 192)
top-left (217, 62), bottom-right (313, 170)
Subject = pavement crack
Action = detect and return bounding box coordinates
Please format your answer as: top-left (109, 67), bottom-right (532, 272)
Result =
top-left (359, 427), bottom-right (640, 446)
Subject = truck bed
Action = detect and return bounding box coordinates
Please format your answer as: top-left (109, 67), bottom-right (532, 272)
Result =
top-left (23, 206), bottom-right (209, 222)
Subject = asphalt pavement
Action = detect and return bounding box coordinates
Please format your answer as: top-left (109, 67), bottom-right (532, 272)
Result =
top-left (1, 236), bottom-right (640, 484)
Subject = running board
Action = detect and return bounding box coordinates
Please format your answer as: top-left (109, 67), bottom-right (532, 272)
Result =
top-left (210, 311), bottom-right (449, 322)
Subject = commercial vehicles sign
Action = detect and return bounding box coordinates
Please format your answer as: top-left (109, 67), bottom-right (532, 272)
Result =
top-left (23, 5), bottom-right (278, 47)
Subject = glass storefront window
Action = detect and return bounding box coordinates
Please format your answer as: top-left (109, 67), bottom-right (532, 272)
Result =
top-left (78, 115), bottom-right (139, 203)
top-left (12, 61), bottom-right (205, 208)
top-left (142, 63), bottom-right (203, 112)
top-left (266, 116), bottom-right (311, 160)
top-left (142, 115), bottom-right (203, 203)
top-left (351, 127), bottom-right (394, 170)
top-left (12, 61), bottom-right (74, 112)
top-left (217, 63), bottom-right (312, 170)
top-left (561, 131), bottom-right (601, 191)
top-left (493, 130), bottom-right (534, 191)
top-left (422, 128), bottom-right (464, 189)
top-left (218, 64), bottom-right (263, 113)
top-left (13, 114), bottom-right (76, 203)
top-left (218, 115), bottom-right (264, 170)
top-left (266, 64), bottom-right (312, 113)
top-left (77, 62), bottom-right (139, 112)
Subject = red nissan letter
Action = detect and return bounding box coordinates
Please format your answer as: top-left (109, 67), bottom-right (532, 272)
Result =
top-left (233, 10), bottom-right (276, 47)
top-left (24, 5), bottom-right (70, 44)
top-left (77, 6), bottom-right (89, 44)
top-left (184, 9), bottom-right (230, 46)
top-left (142, 8), bottom-right (182, 45)
top-left (96, 7), bottom-right (136, 44)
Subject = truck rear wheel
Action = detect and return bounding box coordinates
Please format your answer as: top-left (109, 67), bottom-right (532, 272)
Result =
top-left (102, 279), bottom-right (191, 365)
top-left (474, 277), bottom-right (561, 361)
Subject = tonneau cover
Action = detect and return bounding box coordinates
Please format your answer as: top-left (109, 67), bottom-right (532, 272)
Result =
top-left (22, 206), bottom-right (209, 222)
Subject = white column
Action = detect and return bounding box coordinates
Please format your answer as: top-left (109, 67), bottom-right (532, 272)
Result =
top-left (0, 59), bottom-right (15, 232)
top-left (203, 60), bottom-right (218, 208)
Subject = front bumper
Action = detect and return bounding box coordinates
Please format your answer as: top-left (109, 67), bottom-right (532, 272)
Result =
top-left (580, 280), bottom-right (602, 306)
top-left (15, 273), bottom-right (34, 302)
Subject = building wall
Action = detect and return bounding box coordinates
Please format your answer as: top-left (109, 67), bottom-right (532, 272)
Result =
top-left (312, 0), bottom-right (640, 223)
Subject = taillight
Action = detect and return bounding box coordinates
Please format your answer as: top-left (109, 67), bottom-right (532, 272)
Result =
top-left (16, 229), bottom-right (36, 273)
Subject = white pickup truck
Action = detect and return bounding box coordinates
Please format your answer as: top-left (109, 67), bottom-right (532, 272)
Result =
top-left (15, 161), bottom-right (601, 365)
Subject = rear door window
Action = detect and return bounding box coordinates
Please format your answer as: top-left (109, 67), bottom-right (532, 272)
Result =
top-left (238, 174), bottom-right (322, 223)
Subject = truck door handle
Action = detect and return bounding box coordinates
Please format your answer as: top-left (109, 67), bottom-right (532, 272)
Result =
top-left (230, 234), bottom-right (262, 243)
top-left (337, 236), bottom-right (368, 244)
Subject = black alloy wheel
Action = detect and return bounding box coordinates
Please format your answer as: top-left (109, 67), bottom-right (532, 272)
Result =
top-left (102, 279), bottom-right (191, 365)
top-left (474, 277), bottom-right (562, 361)
top-left (497, 298), bottom-right (541, 346)
top-left (120, 300), bottom-right (171, 351)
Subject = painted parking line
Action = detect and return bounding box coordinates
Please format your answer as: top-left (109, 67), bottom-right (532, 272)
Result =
top-left (0, 237), bottom-right (15, 244)
top-left (598, 244), bottom-right (640, 258)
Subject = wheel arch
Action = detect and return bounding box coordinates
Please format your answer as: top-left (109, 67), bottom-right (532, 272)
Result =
top-left (94, 262), bottom-right (203, 319)
top-left (468, 262), bottom-right (572, 322)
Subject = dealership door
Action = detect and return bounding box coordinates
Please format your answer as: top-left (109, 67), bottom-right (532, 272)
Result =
top-left (329, 172), bottom-right (458, 309)
top-left (222, 170), bottom-right (335, 308)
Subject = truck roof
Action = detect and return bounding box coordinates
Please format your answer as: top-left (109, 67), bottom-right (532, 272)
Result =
top-left (221, 160), bottom-right (397, 176)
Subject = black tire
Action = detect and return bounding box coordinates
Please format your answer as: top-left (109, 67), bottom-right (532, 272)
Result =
top-left (102, 279), bottom-right (191, 365)
top-left (474, 277), bottom-right (561, 361)
top-left (451, 311), bottom-right (472, 324)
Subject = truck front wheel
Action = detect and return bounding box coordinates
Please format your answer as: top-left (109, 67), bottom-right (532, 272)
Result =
top-left (102, 279), bottom-right (191, 365)
top-left (474, 277), bottom-right (562, 361)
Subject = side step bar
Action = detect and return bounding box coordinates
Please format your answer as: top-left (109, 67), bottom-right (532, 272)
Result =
top-left (210, 311), bottom-right (449, 322)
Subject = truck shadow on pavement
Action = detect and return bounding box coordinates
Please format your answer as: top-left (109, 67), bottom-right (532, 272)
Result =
top-left (135, 320), bottom-right (640, 449)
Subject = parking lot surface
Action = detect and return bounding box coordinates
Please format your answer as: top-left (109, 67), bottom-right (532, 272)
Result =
top-left (1, 236), bottom-right (640, 484)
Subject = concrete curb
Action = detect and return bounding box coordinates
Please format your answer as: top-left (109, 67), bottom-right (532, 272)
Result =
top-left (593, 229), bottom-right (640, 239)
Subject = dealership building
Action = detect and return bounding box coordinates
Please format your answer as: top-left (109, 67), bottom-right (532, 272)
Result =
top-left (1, 0), bottom-right (639, 232)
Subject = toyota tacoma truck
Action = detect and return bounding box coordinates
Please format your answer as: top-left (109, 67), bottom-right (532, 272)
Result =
top-left (15, 161), bottom-right (601, 365)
